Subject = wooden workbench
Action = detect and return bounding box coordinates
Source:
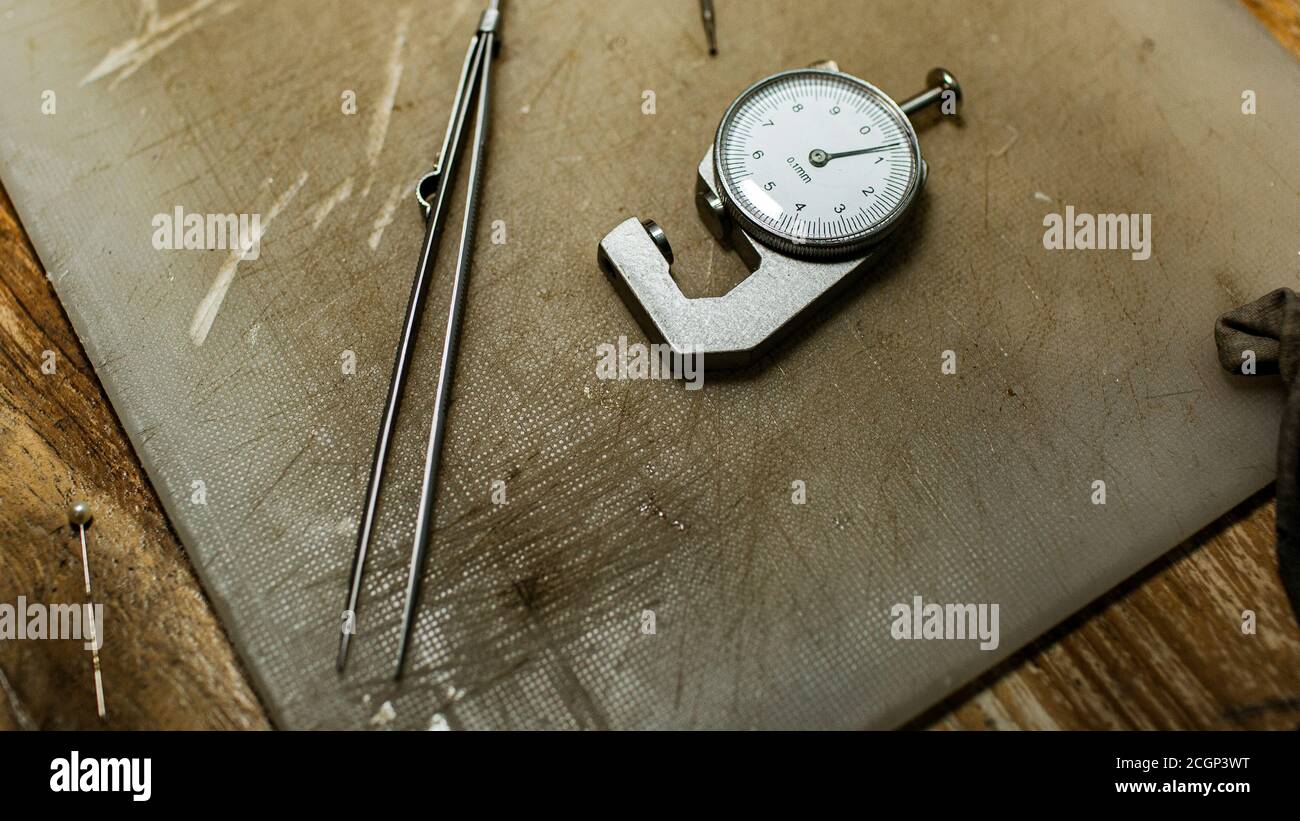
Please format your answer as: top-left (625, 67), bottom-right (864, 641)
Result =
top-left (1, 0), bottom-right (1297, 731)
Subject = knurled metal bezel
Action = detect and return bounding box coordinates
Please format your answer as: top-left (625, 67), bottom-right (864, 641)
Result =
top-left (713, 68), bottom-right (923, 260)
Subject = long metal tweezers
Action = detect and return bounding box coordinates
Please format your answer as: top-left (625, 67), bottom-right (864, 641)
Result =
top-left (337, 1), bottom-right (502, 678)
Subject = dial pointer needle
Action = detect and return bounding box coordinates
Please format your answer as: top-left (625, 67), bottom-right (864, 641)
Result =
top-left (808, 142), bottom-right (900, 167)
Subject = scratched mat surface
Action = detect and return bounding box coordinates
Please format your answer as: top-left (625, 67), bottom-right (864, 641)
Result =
top-left (0, 0), bottom-right (1297, 728)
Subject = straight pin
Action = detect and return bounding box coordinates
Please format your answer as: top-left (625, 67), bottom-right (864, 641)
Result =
top-left (68, 502), bottom-right (106, 720)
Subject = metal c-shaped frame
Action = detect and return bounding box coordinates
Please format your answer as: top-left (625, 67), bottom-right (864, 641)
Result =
top-left (599, 147), bottom-right (926, 369)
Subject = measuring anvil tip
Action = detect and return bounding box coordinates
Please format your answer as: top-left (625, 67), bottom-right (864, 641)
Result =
top-left (641, 220), bottom-right (674, 265)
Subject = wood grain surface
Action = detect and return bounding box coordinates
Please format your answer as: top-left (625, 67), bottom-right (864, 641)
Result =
top-left (0, 2), bottom-right (1297, 731)
top-left (0, 183), bottom-right (267, 730)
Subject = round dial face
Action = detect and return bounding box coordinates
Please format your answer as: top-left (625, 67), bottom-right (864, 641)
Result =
top-left (714, 69), bottom-right (922, 258)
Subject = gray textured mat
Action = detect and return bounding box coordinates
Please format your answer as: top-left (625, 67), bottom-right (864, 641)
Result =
top-left (0, 0), bottom-right (1296, 729)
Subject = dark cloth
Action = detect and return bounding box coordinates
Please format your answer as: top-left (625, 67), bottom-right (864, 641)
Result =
top-left (1215, 288), bottom-right (1300, 620)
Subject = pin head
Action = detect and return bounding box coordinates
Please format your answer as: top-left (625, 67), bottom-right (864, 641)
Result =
top-left (68, 501), bottom-right (94, 528)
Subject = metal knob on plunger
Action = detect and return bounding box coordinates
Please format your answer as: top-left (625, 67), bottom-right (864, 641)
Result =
top-left (899, 68), bottom-right (962, 117)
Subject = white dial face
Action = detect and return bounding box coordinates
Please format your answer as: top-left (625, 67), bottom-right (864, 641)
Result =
top-left (715, 69), bottom-right (920, 256)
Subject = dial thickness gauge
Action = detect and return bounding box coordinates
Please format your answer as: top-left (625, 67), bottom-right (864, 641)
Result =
top-left (715, 69), bottom-right (923, 258)
top-left (598, 64), bottom-right (960, 367)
